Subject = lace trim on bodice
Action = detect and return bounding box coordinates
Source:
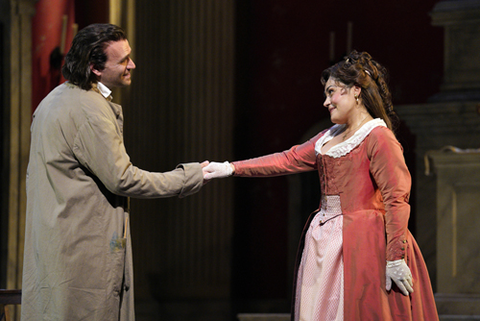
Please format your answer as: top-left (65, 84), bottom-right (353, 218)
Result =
top-left (315, 118), bottom-right (387, 158)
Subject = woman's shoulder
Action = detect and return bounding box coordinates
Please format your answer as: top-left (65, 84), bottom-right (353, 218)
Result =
top-left (365, 122), bottom-right (403, 157)
top-left (366, 123), bottom-right (399, 144)
top-left (368, 123), bottom-right (393, 136)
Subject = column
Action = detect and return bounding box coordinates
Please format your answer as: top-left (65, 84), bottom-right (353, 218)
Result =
top-left (427, 149), bottom-right (480, 315)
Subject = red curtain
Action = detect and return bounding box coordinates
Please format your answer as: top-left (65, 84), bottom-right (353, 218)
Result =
top-left (31, 0), bottom-right (75, 113)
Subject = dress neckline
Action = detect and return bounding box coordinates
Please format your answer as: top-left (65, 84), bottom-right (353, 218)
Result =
top-left (315, 118), bottom-right (387, 158)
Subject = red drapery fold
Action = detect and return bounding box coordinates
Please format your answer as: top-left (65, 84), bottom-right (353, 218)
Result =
top-left (31, 0), bottom-right (76, 113)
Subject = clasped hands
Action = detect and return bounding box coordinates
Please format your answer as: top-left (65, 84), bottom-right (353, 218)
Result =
top-left (201, 161), bottom-right (234, 180)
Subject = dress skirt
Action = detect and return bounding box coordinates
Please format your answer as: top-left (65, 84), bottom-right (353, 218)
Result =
top-left (294, 195), bottom-right (344, 321)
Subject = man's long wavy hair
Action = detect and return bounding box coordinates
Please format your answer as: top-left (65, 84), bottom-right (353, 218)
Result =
top-left (62, 23), bottom-right (127, 91)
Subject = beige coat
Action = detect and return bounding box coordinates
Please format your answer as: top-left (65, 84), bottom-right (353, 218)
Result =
top-left (22, 83), bottom-right (204, 321)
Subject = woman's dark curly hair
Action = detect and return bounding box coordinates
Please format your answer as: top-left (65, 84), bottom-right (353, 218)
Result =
top-left (321, 50), bottom-right (399, 131)
top-left (62, 24), bottom-right (127, 90)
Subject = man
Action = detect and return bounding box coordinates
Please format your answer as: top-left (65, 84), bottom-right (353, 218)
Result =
top-left (22, 23), bottom-right (206, 320)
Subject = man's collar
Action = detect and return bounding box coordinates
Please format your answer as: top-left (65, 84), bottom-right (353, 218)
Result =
top-left (96, 82), bottom-right (112, 99)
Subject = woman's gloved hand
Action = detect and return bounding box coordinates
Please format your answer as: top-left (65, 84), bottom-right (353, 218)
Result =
top-left (386, 259), bottom-right (414, 296)
top-left (203, 161), bottom-right (234, 180)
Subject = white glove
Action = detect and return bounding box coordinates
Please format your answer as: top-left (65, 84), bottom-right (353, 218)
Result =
top-left (203, 161), bottom-right (234, 180)
top-left (386, 259), bottom-right (414, 296)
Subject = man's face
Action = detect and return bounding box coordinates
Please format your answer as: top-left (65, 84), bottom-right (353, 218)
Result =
top-left (93, 39), bottom-right (136, 88)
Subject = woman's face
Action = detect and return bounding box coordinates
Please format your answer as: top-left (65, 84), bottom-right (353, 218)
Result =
top-left (323, 77), bottom-right (358, 124)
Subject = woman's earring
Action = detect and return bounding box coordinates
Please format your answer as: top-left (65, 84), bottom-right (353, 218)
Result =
top-left (354, 95), bottom-right (359, 104)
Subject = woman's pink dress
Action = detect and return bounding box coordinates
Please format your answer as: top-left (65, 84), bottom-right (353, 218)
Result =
top-left (232, 119), bottom-right (439, 321)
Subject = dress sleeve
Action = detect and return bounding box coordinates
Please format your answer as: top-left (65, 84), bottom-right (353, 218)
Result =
top-left (232, 130), bottom-right (325, 177)
top-left (367, 127), bottom-right (411, 261)
top-left (72, 113), bottom-right (203, 199)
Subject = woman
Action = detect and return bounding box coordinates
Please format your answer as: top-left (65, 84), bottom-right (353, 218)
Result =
top-left (203, 51), bottom-right (438, 320)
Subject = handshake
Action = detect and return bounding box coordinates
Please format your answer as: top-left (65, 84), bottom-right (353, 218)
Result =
top-left (201, 161), bottom-right (234, 180)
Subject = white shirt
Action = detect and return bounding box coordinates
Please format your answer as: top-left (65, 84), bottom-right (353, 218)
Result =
top-left (96, 81), bottom-right (112, 99)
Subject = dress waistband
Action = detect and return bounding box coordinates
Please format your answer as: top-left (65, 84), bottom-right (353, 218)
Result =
top-left (316, 195), bottom-right (342, 225)
top-left (320, 195), bottom-right (342, 214)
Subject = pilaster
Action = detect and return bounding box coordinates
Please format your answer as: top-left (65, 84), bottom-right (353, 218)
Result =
top-left (1, 0), bottom-right (36, 320)
top-left (427, 150), bottom-right (480, 315)
top-left (429, 0), bottom-right (480, 101)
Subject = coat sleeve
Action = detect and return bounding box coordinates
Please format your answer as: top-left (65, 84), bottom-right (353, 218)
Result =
top-left (232, 131), bottom-right (325, 177)
top-left (367, 127), bottom-right (411, 261)
top-left (72, 113), bottom-right (203, 199)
